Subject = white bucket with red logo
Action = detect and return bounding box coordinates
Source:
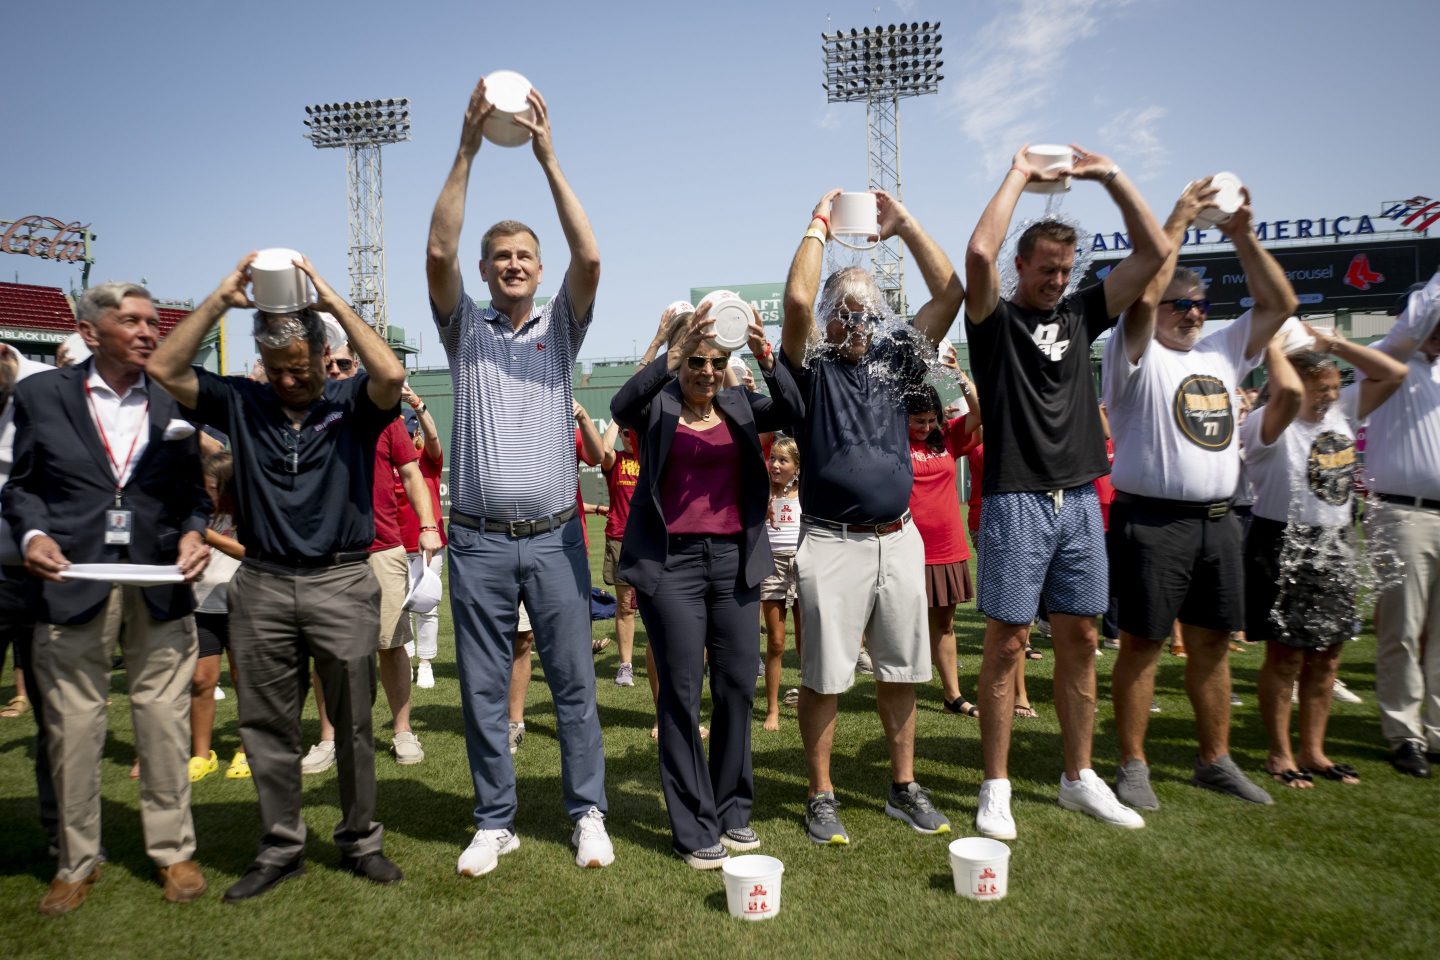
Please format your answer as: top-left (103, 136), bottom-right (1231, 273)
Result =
top-left (949, 837), bottom-right (1010, 901)
top-left (721, 855), bottom-right (784, 921)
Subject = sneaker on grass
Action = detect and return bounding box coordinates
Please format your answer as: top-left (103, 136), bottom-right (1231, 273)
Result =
top-left (416, 660), bottom-right (435, 689)
top-left (572, 807), bottom-right (615, 868)
top-left (975, 778), bottom-right (1016, 840)
top-left (720, 827), bottom-right (761, 851)
top-left (391, 731), bottom-right (424, 765)
top-left (1058, 769), bottom-right (1145, 828)
top-left (1191, 754), bottom-right (1274, 805)
top-left (456, 828), bottom-right (518, 877)
top-left (300, 740), bottom-right (335, 775)
top-left (614, 662), bottom-right (634, 687)
top-left (885, 782), bottom-right (951, 835)
top-left (507, 721), bottom-right (525, 755)
top-left (680, 843), bottom-right (728, 870)
top-left (1114, 758), bottom-right (1159, 810)
top-left (805, 792), bottom-right (850, 845)
top-left (1331, 679), bottom-right (1362, 704)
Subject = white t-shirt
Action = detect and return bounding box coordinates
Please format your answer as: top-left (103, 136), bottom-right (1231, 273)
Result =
top-left (767, 493), bottom-right (801, 553)
top-left (1104, 310), bottom-right (1259, 501)
top-left (1242, 384), bottom-right (1360, 527)
top-left (194, 513), bottom-right (242, 613)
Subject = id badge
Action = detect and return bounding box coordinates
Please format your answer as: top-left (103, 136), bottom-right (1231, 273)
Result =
top-left (105, 509), bottom-right (133, 545)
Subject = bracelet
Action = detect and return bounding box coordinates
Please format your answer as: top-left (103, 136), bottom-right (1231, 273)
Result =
top-left (414, 401), bottom-right (427, 414)
top-left (811, 214), bottom-right (829, 230)
top-left (419, 525), bottom-right (439, 532)
top-left (803, 227), bottom-right (826, 246)
top-left (1102, 166), bottom-right (1121, 186)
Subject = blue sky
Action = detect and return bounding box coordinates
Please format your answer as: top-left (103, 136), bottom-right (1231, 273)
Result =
top-left (4, 0), bottom-right (1437, 369)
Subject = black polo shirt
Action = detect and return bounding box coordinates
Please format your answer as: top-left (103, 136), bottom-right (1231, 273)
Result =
top-left (186, 368), bottom-right (397, 560)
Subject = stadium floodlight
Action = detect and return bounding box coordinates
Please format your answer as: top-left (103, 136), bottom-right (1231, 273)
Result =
top-left (820, 22), bottom-right (943, 316)
top-left (302, 98), bottom-right (411, 340)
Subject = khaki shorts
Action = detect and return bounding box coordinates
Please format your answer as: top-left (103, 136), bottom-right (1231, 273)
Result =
top-left (369, 545), bottom-right (414, 650)
top-left (760, 550), bottom-right (797, 604)
top-left (796, 518), bottom-right (930, 694)
top-left (602, 536), bottom-right (629, 587)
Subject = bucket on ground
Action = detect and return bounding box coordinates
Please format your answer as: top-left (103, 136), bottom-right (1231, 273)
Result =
top-left (949, 836), bottom-right (1010, 901)
top-left (722, 854), bottom-right (784, 921)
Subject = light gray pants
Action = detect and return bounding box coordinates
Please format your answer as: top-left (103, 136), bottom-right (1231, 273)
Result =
top-left (1368, 502), bottom-right (1440, 750)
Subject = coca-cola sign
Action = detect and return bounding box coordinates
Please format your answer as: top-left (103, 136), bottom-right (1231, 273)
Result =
top-left (1, 216), bottom-right (93, 263)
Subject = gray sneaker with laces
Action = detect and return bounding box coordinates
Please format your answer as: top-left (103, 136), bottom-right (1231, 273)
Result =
top-left (884, 782), bottom-right (951, 835)
top-left (680, 843), bottom-right (728, 870)
top-left (1115, 758), bottom-right (1159, 810)
top-left (720, 827), bottom-right (760, 851)
top-left (805, 791), bottom-right (850, 845)
top-left (1191, 754), bottom-right (1274, 805)
top-left (507, 722), bottom-right (525, 756)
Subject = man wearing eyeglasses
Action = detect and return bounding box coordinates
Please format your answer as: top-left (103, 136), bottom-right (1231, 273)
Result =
top-left (325, 343), bottom-right (357, 379)
top-left (1104, 180), bottom-right (1297, 810)
top-left (149, 252), bottom-right (409, 901)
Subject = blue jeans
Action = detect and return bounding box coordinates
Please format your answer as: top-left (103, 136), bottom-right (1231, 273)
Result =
top-left (447, 515), bottom-right (606, 828)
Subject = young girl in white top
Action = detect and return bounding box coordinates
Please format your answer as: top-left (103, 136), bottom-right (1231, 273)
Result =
top-left (761, 437), bottom-right (801, 731)
top-left (192, 452), bottom-right (249, 781)
top-left (1242, 326), bottom-right (1407, 789)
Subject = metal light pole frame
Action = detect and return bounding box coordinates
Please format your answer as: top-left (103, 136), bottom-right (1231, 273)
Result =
top-left (303, 99), bottom-right (411, 340)
top-left (822, 22), bottom-right (944, 317)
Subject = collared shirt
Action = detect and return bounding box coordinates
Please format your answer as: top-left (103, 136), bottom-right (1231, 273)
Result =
top-left (0, 345), bottom-right (55, 568)
top-left (186, 368), bottom-right (398, 559)
top-left (85, 363), bottom-right (151, 487)
top-left (1362, 270), bottom-right (1440, 499)
top-left (432, 280), bottom-right (592, 520)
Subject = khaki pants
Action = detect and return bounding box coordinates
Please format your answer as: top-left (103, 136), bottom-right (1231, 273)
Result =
top-left (1369, 502), bottom-right (1440, 750)
top-left (33, 586), bottom-right (197, 882)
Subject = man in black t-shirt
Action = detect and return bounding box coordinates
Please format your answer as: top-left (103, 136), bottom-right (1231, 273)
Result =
top-left (781, 188), bottom-right (963, 846)
top-left (963, 144), bottom-right (1170, 840)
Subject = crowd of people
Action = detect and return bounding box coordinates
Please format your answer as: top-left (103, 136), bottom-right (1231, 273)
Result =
top-left (1, 75), bottom-right (1438, 915)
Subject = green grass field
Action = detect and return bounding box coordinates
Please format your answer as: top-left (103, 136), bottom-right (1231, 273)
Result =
top-left (1, 516), bottom-right (1437, 959)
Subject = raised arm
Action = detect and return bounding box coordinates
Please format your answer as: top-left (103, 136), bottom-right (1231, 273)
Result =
top-left (599, 417), bottom-right (620, 471)
top-left (514, 88), bottom-right (600, 319)
top-left (1307, 324), bottom-right (1410, 420)
top-left (401, 382), bottom-right (443, 462)
top-left (1122, 178), bottom-right (1219, 363)
top-left (294, 257), bottom-right (403, 411)
top-left (1067, 145), bottom-right (1170, 319)
top-left (782, 189), bottom-right (840, 362)
top-left (1259, 338), bottom-right (1303, 447)
top-left (426, 77), bottom-right (491, 321)
top-left (150, 253), bottom-right (257, 408)
top-left (966, 147), bottom-right (1055, 323)
top-left (1221, 194), bottom-right (1300, 356)
top-left (1370, 267), bottom-right (1440, 363)
top-left (875, 190), bottom-right (962, 343)
top-left (575, 400), bottom-right (603, 466)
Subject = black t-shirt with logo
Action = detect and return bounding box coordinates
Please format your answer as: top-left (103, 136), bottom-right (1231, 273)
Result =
top-left (965, 283), bottom-right (1116, 495)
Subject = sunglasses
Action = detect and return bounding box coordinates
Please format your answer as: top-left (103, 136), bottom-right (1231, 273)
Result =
top-left (325, 358), bottom-right (355, 371)
top-left (686, 356), bottom-right (729, 371)
top-left (835, 304), bottom-right (882, 328)
top-left (1161, 298), bottom-right (1211, 315)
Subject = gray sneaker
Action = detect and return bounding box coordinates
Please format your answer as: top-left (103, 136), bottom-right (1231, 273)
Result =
top-left (1191, 754), bottom-right (1274, 805)
top-left (1115, 758), bottom-right (1159, 810)
top-left (614, 662), bottom-right (634, 687)
top-left (680, 843), bottom-right (728, 870)
top-left (855, 649), bottom-right (874, 676)
top-left (884, 782), bottom-right (951, 835)
top-left (507, 722), bottom-right (525, 756)
top-left (805, 791), bottom-right (850, 845)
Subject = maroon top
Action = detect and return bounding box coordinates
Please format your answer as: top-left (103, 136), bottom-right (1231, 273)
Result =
top-left (660, 419), bottom-right (743, 535)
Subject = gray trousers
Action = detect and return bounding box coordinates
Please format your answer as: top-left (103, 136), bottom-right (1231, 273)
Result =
top-left (1368, 502), bottom-right (1440, 750)
top-left (228, 561), bottom-right (383, 865)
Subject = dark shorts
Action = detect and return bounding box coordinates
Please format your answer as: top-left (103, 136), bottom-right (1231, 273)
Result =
top-left (1107, 496), bottom-right (1244, 640)
top-left (925, 560), bottom-right (974, 608)
top-left (195, 611), bottom-right (229, 659)
top-left (1244, 516), bottom-right (1355, 649)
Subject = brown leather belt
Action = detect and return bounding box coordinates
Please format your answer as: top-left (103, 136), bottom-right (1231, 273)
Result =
top-left (801, 511), bottom-right (911, 536)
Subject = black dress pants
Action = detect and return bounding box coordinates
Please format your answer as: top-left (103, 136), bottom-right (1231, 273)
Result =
top-left (637, 536), bottom-right (759, 854)
top-left (0, 575), bottom-right (57, 845)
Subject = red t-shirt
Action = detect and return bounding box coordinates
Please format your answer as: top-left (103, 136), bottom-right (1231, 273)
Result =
top-left (966, 444), bottom-right (984, 535)
top-left (370, 418), bottom-right (420, 552)
top-left (397, 445), bottom-right (447, 552)
top-left (909, 418), bottom-right (981, 565)
top-left (1093, 438), bottom-right (1116, 531)
top-left (604, 447), bottom-right (640, 540)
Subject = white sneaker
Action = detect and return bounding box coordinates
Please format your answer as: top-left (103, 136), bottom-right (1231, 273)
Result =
top-left (1058, 769), bottom-right (1145, 829)
top-left (571, 806), bottom-right (615, 868)
top-left (456, 828), bottom-right (519, 877)
top-left (507, 722), bottom-right (525, 755)
top-left (1332, 679), bottom-right (1363, 704)
top-left (416, 661), bottom-right (435, 689)
top-left (975, 778), bottom-right (1017, 840)
top-left (213, 686), bottom-right (226, 701)
top-left (300, 740), bottom-right (336, 774)
top-left (391, 730), bottom-right (424, 765)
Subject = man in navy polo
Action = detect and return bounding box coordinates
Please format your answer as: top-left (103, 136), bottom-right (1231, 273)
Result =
top-left (425, 75), bottom-right (610, 876)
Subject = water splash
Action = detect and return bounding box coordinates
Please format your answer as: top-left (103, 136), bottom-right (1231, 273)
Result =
top-left (997, 211), bottom-right (1097, 303)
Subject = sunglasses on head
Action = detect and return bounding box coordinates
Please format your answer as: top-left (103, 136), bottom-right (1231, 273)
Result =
top-left (686, 356), bottom-right (729, 371)
top-left (1161, 298), bottom-right (1211, 315)
top-left (325, 358), bottom-right (354, 371)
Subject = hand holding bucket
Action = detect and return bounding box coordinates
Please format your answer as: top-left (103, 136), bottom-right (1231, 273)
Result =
top-left (1018, 144), bottom-right (1073, 195)
top-left (480, 70), bottom-right (537, 147)
top-left (830, 192), bottom-right (881, 251)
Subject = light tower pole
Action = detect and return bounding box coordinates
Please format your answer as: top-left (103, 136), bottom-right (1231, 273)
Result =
top-left (303, 99), bottom-right (411, 340)
top-left (822, 22), bottom-right (943, 317)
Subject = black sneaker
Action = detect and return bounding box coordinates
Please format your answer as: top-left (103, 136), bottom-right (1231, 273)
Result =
top-left (884, 782), bottom-right (951, 835)
top-left (679, 843), bottom-right (728, 870)
top-left (720, 827), bottom-right (761, 851)
top-left (805, 792), bottom-right (850, 845)
top-left (339, 852), bottom-right (403, 885)
top-left (1392, 742), bottom-right (1432, 778)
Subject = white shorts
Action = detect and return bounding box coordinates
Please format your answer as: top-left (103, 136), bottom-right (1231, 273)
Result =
top-left (795, 517), bottom-right (930, 694)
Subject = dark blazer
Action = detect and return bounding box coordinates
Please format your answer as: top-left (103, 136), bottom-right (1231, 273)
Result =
top-left (1, 361), bottom-right (211, 625)
top-left (611, 356), bottom-right (803, 597)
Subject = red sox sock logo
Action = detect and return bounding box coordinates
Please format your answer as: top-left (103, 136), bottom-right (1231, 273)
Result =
top-left (1343, 254), bottom-right (1385, 291)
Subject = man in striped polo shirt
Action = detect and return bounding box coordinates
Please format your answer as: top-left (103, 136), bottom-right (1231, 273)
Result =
top-left (426, 76), bottom-right (610, 877)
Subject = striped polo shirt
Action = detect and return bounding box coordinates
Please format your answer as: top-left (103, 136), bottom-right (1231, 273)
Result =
top-left (434, 280), bottom-right (592, 520)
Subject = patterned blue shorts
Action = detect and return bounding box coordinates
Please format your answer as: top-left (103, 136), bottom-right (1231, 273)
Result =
top-left (977, 484), bottom-right (1108, 625)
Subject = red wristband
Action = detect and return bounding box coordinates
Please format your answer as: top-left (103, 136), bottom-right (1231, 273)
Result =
top-left (762, 342), bottom-right (773, 360)
top-left (812, 214), bottom-right (829, 229)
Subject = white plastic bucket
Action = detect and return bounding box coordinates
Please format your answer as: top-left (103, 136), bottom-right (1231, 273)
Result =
top-left (1278, 315), bottom-right (1313, 354)
top-left (696, 291), bottom-right (750, 351)
top-left (1194, 171), bottom-right (1245, 228)
top-left (250, 248), bottom-right (314, 314)
top-left (830, 192), bottom-right (880, 250)
top-left (481, 70), bottom-right (535, 147)
top-left (722, 855), bottom-right (783, 921)
top-left (1023, 144), bottom-right (1073, 195)
top-left (949, 837), bottom-right (1010, 901)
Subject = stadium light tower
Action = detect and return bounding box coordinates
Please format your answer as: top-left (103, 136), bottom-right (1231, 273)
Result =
top-left (303, 98), bottom-right (411, 339)
top-left (822, 22), bottom-right (943, 316)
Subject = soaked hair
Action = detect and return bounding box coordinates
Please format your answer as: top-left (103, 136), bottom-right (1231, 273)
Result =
top-left (202, 451), bottom-right (237, 517)
top-left (76, 282), bottom-right (153, 326)
top-left (905, 384), bottom-right (948, 454)
top-left (1288, 349), bottom-right (1338, 380)
top-left (818, 266), bottom-right (881, 320)
top-left (252, 308), bottom-right (326, 359)
top-left (1016, 220), bottom-right (1078, 260)
top-left (480, 220), bottom-right (541, 261)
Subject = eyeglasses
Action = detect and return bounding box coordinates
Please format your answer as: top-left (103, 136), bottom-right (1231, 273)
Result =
top-left (835, 304), bottom-right (881, 328)
top-left (325, 358), bottom-right (355, 371)
top-left (685, 356), bottom-right (729, 371)
top-left (1161, 298), bottom-right (1211, 315)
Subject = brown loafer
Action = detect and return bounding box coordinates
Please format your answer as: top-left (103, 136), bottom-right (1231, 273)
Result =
top-left (39, 866), bottom-right (100, 916)
top-left (158, 860), bottom-right (208, 903)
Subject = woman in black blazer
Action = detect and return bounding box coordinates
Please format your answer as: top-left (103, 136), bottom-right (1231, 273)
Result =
top-left (611, 303), bottom-right (802, 869)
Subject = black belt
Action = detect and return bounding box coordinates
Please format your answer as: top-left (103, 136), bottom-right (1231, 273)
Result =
top-left (1374, 492), bottom-right (1440, 511)
top-left (450, 504), bottom-right (578, 538)
top-left (244, 549), bottom-right (370, 574)
top-left (1113, 491), bottom-right (1232, 520)
top-left (802, 511), bottom-right (911, 536)
top-left (668, 532), bottom-right (744, 548)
